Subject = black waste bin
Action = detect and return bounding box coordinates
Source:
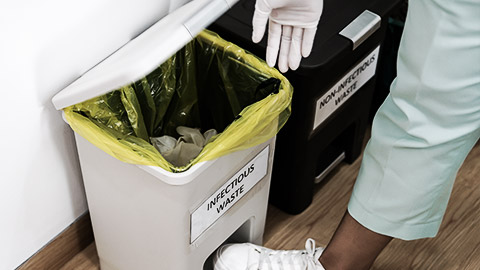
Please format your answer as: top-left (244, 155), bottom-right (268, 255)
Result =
top-left (210, 0), bottom-right (402, 214)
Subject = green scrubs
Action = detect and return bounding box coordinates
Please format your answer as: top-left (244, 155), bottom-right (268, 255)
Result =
top-left (348, 0), bottom-right (480, 240)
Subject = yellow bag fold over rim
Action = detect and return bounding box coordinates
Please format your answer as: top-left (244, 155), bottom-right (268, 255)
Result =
top-left (64, 30), bottom-right (293, 173)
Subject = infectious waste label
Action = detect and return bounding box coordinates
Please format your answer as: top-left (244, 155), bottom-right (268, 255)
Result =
top-left (190, 145), bottom-right (270, 243)
top-left (313, 46), bottom-right (380, 131)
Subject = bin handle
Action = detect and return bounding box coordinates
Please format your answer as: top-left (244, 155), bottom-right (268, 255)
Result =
top-left (339, 10), bottom-right (381, 50)
top-left (183, 0), bottom-right (238, 38)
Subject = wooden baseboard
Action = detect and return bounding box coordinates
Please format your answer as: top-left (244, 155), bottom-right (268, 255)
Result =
top-left (17, 213), bottom-right (94, 270)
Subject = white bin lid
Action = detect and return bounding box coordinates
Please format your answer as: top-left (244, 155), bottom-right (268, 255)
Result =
top-left (52, 0), bottom-right (238, 110)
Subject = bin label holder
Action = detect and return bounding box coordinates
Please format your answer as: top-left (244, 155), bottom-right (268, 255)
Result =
top-left (313, 45), bottom-right (380, 131)
top-left (190, 145), bottom-right (270, 243)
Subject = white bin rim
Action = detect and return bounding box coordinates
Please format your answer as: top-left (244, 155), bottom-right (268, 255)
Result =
top-left (52, 0), bottom-right (238, 110)
top-left (137, 160), bottom-right (215, 186)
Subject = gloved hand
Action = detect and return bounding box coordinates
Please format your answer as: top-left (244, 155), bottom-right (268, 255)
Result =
top-left (252, 0), bottom-right (323, 73)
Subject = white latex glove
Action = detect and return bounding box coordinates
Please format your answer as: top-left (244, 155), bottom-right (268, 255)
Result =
top-left (252, 0), bottom-right (323, 73)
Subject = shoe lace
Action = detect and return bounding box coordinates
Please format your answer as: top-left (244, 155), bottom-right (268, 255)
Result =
top-left (252, 238), bottom-right (323, 270)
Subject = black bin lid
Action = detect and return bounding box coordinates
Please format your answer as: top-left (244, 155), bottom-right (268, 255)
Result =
top-left (212, 0), bottom-right (401, 74)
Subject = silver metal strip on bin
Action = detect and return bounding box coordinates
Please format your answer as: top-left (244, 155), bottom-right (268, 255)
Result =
top-left (339, 10), bottom-right (381, 50)
top-left (314, 152), bottom-right (345, 184)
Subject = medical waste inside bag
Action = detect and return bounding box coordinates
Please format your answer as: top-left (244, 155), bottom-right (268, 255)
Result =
top-left (63, 30), bottom-right (293, 172)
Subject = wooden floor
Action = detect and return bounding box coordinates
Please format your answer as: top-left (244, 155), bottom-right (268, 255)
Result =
top-left (61, 140), bottom-right (480, 270)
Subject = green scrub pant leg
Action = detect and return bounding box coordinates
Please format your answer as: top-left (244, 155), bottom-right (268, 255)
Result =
top-left (348, 0), bottom-right (480, 240)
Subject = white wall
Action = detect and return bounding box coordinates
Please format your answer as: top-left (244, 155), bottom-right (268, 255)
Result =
top-left (0, 1), bottom-right (189, 269)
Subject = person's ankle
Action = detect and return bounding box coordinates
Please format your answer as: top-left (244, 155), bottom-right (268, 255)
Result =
top-left (318, 248), bottom-right (340, 270)
top-left (319, 248), bottom-right (370, 270)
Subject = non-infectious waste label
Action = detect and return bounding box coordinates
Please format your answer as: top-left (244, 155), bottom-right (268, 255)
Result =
top-left (190, 145), bottom-right (270, 243)
top-left (313, 46), bottom-right (380, 131)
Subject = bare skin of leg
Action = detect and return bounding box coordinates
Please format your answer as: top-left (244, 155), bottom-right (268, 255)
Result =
top-left (319, 211), bottom-right (393, 270)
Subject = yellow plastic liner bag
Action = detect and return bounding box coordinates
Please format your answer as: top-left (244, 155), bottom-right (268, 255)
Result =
top-left (63, 30), bottom-right (293, 172)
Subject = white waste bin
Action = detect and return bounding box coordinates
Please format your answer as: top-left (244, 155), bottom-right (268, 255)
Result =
top-left (51, 0), bottom-right (287, 269)
top-left (74, 131), bottom-right (275, 270)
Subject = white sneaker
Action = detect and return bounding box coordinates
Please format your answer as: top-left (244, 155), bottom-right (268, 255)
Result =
top-left (213, 238), bottom-right (325, 270)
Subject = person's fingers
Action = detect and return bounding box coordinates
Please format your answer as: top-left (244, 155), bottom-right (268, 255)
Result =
top-left (302, 27), bottom-right (317, 57)
top-left (252, 0), bottom-right (271, 43)
top-left (266, 20), bottom-right (282, 67)
top-left (278, 25), bottom-right (292, 73)
top-left (288, 27), bottom-right (303, 70)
